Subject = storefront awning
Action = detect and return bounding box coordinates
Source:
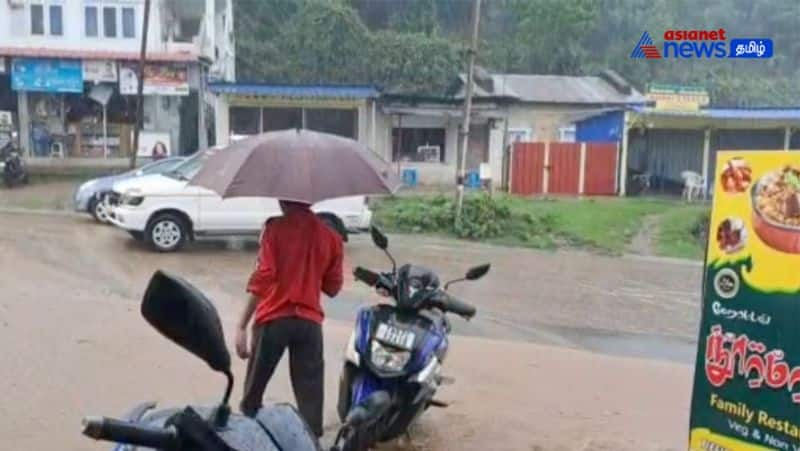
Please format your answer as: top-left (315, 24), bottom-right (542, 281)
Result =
top-left (0, 47), bottom-right (198, 63)
top-left (209, 83), bottom-right (380, 100)
top-left (629, 106), bottom-right (800, 129)
top-left (381, 105), bottom-right (507, 119)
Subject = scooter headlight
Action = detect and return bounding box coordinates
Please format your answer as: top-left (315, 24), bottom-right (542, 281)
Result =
top-left (370, 340), bottom-right (411, 372)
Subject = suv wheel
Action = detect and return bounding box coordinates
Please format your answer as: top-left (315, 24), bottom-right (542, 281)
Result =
top-left (146, 214), bottom-right (188, 252)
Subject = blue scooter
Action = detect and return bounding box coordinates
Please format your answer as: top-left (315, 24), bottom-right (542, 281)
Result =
top-left (333, 227), bottom-right (490, 451)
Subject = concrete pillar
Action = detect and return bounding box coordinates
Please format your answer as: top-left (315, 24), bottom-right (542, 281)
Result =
top-left (618, 111), bottom-right (630, 196)
top-left (198, 66), bottom-right (208, 150)
top-left (488, 120), bottom-right (503, 188)
top-left (205, 0), bottom-right (216, 53)
top-left (784, 126), bottom-right (791, 150)
top-left (17, 91), bottom-right (30, 157)
top-left (357, 103), bottom-right (368, 144)
top-left (702, 128), bottom-right (711, 198)
top-left (214, 94), bottom-right (229, 146)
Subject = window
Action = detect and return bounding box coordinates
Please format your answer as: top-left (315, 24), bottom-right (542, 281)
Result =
top-left (507, 127), bottom-right (532, 144)
top-left (103, 7), bottom-right (117, 37)
top-left (122, 7), bottom-right (135, 38)
top-left (85, 6), bottom-right (98, 37)
top-left (49, 5), bottom-right (62, 36)
top-left (30, 4), bottom-right (44, 35)
top-left (230, 107), bottom-right (261, 136)
top-left (262, 108), bottom-right (302, 132)
top-left (392, 128), bottom-right (446, 162)
top-left (559, 125), bottom-right (576, 142)
top-left (141, 158), bottom-right (183, 175)
top-left (305, 109), bottom-right (357, 139)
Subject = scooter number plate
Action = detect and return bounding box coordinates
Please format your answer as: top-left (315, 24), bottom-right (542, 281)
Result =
top-left (375, 323), bottom-right (415, 350)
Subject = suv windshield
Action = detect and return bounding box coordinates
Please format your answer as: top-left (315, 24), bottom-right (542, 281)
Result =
top-left (164, 152), bottom-right (204, 181)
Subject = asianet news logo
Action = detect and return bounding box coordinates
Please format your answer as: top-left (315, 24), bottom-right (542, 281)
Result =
top-left (631, 29), bottom-right (773, 59)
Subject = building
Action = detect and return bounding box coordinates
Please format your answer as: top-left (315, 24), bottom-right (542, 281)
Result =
top-left (381, 69), bottom-right (647, 187)
top-left (209, 83), bottom-right (379, 149)
top-left (620, 107), bottom-right (800, 196)
top-left (0, 0), bottom-right (234, 167)
top-left (209, 70), bottom-right (648, 188)
top-left (571, 85), bottom-right (800, 196)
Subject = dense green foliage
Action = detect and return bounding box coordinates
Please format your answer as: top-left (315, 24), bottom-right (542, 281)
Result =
top-left (235, 0), bottom-right (800, 104)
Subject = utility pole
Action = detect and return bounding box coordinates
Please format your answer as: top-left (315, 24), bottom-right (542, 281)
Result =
top-left (455, 0), bottom-right (482, 226)
top-left (130, 0), bottom-right (151, 169)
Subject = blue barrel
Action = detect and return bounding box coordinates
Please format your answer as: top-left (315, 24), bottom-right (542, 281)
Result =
top-left (466, 170), bottom-right (481, 188)
top-left (401, 168), bottom-right (418, 187)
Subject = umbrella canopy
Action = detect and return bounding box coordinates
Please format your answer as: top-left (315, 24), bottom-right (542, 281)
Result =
top-left (189, 129), bottom-right (401, 204)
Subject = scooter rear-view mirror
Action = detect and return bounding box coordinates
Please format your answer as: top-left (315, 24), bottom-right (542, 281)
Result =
top-left (465, 263), bottom-right (491, 280)
top-left (370, 226), bottom-right (388, 250)
top-left (141, 270), bottom-right (233, 426)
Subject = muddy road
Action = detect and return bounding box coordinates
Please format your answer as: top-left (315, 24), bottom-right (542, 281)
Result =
top-left (0, 210), bottom-right (700, 450)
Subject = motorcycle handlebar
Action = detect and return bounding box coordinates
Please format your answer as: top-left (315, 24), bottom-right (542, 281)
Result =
top-left (353, 266), bottom-right (380, 286)
top-left (82, 416), bottom-right (179, 449)
top-left (433, 291), bottom-right (477, 319)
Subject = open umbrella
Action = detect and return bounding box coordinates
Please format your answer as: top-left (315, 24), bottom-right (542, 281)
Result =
top-left (189, 129), bottom-right (401, 203)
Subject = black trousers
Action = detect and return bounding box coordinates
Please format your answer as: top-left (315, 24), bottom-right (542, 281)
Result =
top-left (240, 317), bottom-right (324, 437)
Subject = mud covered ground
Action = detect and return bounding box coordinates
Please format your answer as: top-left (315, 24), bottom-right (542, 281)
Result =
top-left (0, 209), bottom-right (700, 450)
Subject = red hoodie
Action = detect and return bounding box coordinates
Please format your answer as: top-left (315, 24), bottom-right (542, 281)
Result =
top-left (246, 205), bottom-right (344, 325)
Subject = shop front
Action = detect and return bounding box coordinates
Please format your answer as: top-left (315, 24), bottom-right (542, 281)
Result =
top-left (8, 56), bottom-right (198, 164)
top-left (209, 83), bottom-right (380, 148)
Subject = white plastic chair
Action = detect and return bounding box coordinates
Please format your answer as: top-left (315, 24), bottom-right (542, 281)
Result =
top-left (50, 141), bottom-right (65, 158)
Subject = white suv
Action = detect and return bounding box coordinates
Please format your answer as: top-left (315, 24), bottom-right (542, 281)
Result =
top-left (107, 150), bottom-right (373, 252)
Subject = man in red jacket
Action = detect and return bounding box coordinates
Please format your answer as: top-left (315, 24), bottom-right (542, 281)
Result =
top-left (236, 200), bottom-right (343, 437)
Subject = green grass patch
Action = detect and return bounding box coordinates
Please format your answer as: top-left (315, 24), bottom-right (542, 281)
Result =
top-left (373, 194), bottom-right (686, 254)
top-left (654, 205), bottom-right (710, 260)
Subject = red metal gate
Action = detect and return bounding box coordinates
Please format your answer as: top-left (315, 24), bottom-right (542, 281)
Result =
top-left (510, 141), bottom-right (618, 196)
top-left (548, 143), bottom-right (581, 194)
top-left (584, 142), bottom-right (618, 195)
top-left (511, 142), bottom-right (545, 195)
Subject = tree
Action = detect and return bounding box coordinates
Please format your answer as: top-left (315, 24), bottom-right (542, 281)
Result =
top-left (389, 0), bottom-right (440, 36)
top-left (233, 0), bottom-right (800, 106)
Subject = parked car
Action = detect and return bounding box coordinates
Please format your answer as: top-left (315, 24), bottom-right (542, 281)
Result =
top-left (107, 150), bottom-right (373, 252)
top-left (74, 157), bottom-right (186, 223)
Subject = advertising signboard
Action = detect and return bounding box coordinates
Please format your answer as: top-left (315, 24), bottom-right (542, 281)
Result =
top-left (689, 151), bottom-right (800, 450)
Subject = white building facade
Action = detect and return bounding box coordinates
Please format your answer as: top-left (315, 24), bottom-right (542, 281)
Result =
top-left (0, 0), bottom-right (234, 162)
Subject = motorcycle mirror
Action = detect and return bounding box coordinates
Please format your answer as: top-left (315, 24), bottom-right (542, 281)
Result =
top-left (465, 263), bottom-right (491, 281)
top-left (141, 270), bottom-right (232, 375)
top-left (141, 271), bottom-right (234, 426)
top-left (370, 226), bottom-right (396, 273)
top-left (445, 263), bottom-right (491, 290)
top-left (370, 226), bottom-right (388, 250)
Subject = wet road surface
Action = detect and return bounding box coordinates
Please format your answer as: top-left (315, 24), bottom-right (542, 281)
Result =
top-left (0, 209), bottom-right (698, 450)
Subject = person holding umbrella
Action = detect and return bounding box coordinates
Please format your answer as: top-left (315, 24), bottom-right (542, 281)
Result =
top-left (190, 129), bottom-right (400, 437)
top-left (235, 198), bottom-right (343, 437)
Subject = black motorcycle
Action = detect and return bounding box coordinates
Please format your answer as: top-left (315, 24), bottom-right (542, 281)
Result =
top-left (81, 271), bottom-right (321, 451)
top-left (1, 132), bottom-right (28, 188)
top-left (332, 227), bottom-right (489, 451)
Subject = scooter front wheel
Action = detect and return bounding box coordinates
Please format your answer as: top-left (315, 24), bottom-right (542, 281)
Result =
top-left (338, 424), bottom-right (377, 451)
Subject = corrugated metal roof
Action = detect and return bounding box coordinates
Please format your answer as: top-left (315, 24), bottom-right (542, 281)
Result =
top-left (0, 46), bottom-right (197, 62)
top-left (456, 73), bottom-right (649, 105)
top-left (209, 83), bottom-right (380, 99)
top-left (632, 106), bottom-right (800, 120)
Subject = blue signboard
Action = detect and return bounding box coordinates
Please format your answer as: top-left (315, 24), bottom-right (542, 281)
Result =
top-left (11, 58), bottom-right (83, 93)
